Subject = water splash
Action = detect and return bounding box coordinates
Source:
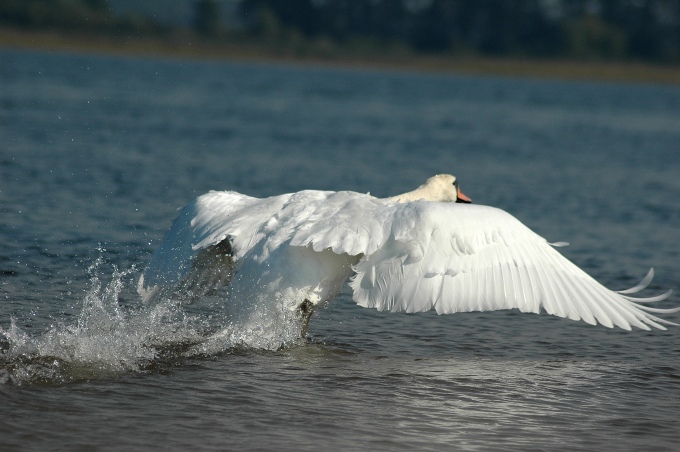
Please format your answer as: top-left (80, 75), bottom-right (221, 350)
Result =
top-left (0, 252), bottom-right (307, 386)
top-left (0, 255), bottom-right (197, 385)
top-left (190, 297), bottom-right (307, 356)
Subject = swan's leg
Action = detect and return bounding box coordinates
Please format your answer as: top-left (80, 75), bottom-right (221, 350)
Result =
top-left (297, 299), bottom-right (315, 337)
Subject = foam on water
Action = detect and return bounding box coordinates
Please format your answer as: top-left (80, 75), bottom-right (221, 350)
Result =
top-left (0, 252), bottom-right (307, 385)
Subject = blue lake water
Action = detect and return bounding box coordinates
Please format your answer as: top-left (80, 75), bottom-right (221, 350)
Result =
top-left (1, 48), bottom-right (679, 450)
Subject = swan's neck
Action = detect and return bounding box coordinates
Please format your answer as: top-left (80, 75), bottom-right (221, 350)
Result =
top-left (389, 183), bottom-right (448, 203)
top-left (388, 188), bottom-right (428, 203)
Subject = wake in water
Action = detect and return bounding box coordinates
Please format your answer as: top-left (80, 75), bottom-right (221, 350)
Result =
top-left (0, 252), bottom-right (309, 386)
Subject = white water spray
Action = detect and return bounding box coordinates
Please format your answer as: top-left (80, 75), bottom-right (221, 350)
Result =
top-left (0, 251), bottom-right (310, 385)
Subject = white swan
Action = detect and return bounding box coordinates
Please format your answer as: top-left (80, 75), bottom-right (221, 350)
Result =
top-left (139, 174), bottom-right (677, 333)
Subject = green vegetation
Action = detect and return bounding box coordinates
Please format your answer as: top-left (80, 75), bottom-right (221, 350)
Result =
top-left (0, 0), bottom-right (168, 35)
top-left (238, 0), bottom-right (680, 63)
top-left (1, 0), bottom-right (679, 84)
top-left (194, 0), bottom-right (222, 38)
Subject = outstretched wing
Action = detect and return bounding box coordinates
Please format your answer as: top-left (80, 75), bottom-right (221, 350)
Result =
top-left (139, 189), bottom-right (388, 300)
top-left (139, 190), bottom-right (285, 300)
top-left (349, 202), bottom-right (677, 330)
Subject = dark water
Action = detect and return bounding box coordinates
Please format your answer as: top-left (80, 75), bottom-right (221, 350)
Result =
top-left (1, 49), bottom-right (679, 451)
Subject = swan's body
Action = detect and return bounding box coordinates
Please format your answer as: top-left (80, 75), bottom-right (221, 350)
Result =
top-left (140, 174), bottom-right (677, 333)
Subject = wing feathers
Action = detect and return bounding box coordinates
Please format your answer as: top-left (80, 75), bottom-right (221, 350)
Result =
top-left (617, 268), bottom-right (655, 295)
top-left (143, 187), bottom-right (675, 331)
top-left (350, 202), bottom-right (676, 330)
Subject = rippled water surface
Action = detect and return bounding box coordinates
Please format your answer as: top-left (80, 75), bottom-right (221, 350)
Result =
top-left (1, 49), bottom-right (679, 451)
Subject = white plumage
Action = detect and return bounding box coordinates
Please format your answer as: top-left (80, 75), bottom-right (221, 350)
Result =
top-left (139, 174), bottom-right (677, 333)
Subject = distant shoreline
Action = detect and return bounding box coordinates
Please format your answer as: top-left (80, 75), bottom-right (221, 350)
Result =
top-left (2, 27), bottom-right (680, 86)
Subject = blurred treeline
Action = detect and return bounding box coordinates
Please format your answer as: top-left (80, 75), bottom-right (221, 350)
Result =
top-left (0, 0), bottom-right (169, 35)
top-left (2, 0), bottom-right (679, 63)
top-left (240, 0), bottom-right (680, 62)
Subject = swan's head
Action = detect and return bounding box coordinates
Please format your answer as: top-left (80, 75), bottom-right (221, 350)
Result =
top-left (390, 174), bottom-right (472, 204)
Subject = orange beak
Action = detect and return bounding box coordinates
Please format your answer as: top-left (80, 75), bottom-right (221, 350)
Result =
top-left (456, 187), bottom-right (472, 203)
